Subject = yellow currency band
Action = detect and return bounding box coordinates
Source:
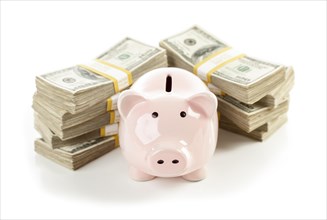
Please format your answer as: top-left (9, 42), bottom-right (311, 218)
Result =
top-left (96, 59), bottom-right (133, 85)
top-left (109, 111), bottom-right (115, 124)
top-left (100, 127), bottom-right (106, 137)
top-left (193, 47), bottom-right (246, 83)
top-left (78, 64), bottom-right (119, 93)
top-left (217, 111), bottom-right (221, 121)
top-left (205, 54), bottom-right (245, 83)
top-left (107, 98), bottom-right (112, 111)
top-left (193, 47), bottom-right (231, 75)
top-left (114, 134), bottom-right (119, 147)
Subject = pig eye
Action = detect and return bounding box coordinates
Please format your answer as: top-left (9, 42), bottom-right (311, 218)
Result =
top-left (180, 111), bottom-right (187, 118)
top-left (152, 112), bottom-right (159, 118)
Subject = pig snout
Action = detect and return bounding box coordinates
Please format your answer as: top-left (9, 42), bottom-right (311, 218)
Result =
top-left (148, 149), bottom-right (189, 176)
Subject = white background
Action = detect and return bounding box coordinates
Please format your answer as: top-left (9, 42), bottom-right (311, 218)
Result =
top-left (1, 1), bottom-right (326, 219)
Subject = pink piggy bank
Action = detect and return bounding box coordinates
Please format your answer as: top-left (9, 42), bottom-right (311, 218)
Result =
top-left (118, 67), bottom-right (218, 181)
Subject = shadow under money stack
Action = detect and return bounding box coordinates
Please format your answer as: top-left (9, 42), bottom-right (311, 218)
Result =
top-left (160, 26), bottom-right (294, 141)
top-left (33, 38), bottom-right (167, 169)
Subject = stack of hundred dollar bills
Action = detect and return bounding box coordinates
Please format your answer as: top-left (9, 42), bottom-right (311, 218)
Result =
top-left (160, 26), bottom-right (294, 141)
top-left (33, 38), bottom-right (167, 170)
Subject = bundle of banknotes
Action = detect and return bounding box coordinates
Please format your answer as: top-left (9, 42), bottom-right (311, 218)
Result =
top-left (34, 26), bottom-right (294, 170)
top-left (160, 26), bottom-right (294, 141)
top-left (33, 38), bottom-right (168, 170)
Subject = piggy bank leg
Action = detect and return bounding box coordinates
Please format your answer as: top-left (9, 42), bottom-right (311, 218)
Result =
top-left (129, 166), bottom-right (155, 181)
top-left (182, 167), bottom-right (206, 182)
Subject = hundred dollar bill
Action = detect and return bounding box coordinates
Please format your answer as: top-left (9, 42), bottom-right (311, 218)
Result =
top-left (33, 91), bottom-right (120, 129)
top-left (34, 136), bottom-right (118, 170)
top-left (34, 113), bottom-right (118, 149)
top-left (33, 93), bottom-right (120, 129)
top-left (36, 38), bottom-right (167, 113)
top-left (160, 26), bottom-right (286, 104)
top-left (209, 66), bottom-right (294, 107)
top-left (34, 104), bottom-right (119, 140)
top-left (217, 95), bottom-right (289, 132)
top-left (220, 113), bottom-right (288, 141)
top-left (259, 66), bottom-right (294, 107)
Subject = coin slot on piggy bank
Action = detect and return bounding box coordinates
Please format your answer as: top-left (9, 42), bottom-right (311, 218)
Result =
top-left (165, 75), bottom-right (172, 92)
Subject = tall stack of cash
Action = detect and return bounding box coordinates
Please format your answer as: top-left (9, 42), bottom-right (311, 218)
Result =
top-left (33, 38), bottom-right (167, 169)
top-left (160, 26), bottom-right (294, 141)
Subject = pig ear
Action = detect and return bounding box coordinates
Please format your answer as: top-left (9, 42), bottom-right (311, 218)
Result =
top-left (118, 90), bottom-right (147, 119)
top-left (187, 92), bottom-right (217, 117)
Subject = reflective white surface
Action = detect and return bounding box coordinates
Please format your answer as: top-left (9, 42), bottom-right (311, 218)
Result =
top-left (1, 1), bottom-right (326, 219)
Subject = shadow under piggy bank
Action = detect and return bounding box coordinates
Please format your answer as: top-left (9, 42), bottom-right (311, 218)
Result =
top-left (36, 126), bottom-right (288, 203)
